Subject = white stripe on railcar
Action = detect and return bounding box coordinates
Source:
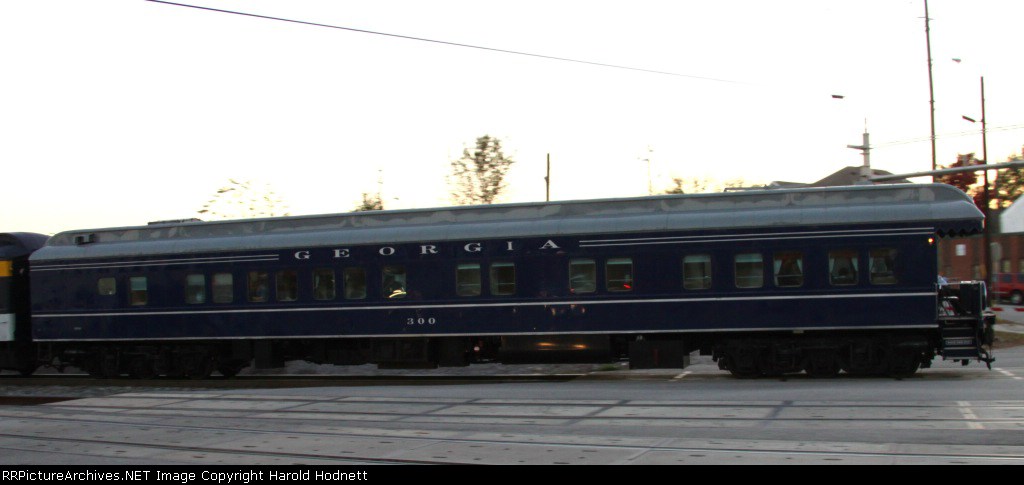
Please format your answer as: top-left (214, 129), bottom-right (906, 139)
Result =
top-left (33, 292), bottom-right (936, 319)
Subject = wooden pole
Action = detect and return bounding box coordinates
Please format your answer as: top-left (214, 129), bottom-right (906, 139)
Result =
top-left (545, 153), bottom-right (551, 202)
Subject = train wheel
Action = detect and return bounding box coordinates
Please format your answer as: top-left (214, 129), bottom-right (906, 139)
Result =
top-left (184, 356), bottom-right (215, 380)
top-left (841, 341), bottom-right (880, 377)
top-left (887, 351), bottom-right (920, 378)
top-left (84, 362), bottom-right (104, 378)
top-left (128, 358), bottom-right (157, 380)
top-left (217, 360), bottom-right (247, 378)
top-left (804, 350), bottom-right (840, 378)
top-left (164, 367), bottom-right (185, 379)
top-left (87, 352), bottom-right (121, 379)
top-left (14, 348), bottom-right (37, 377)
top-left (725, 346), bottom-right (762, 378)
top-left (727, 364), bottom-right (761, 379)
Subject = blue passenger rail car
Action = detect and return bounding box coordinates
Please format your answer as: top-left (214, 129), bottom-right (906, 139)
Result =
top-left (29, 184), bottom-right (990, 378)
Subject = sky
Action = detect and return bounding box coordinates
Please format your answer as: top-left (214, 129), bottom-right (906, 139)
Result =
top-left (2, 0), bottom-right (1024, 235)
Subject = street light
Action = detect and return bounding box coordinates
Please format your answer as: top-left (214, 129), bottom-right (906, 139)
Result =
top-left (639, 146), bottom-right (653, 196)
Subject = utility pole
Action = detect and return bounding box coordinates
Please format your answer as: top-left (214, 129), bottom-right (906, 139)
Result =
top-left (924, 0), bottom-right (937, 181)
top-left (981, 76), bottom-right (992, 288)
top-left (376, 169), bottom-right (384, 210)
top-left (640, 146), bottom-right (653, 195)
top-left (960, 76), bottom-right (992, 288)
top-left (545, 153), bottom-right (551, 202)
top-left (981, 76), bottom-right (989, 199)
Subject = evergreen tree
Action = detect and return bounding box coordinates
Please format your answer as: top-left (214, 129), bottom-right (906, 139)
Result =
top-left (991, 148), bottom-right (1024, 209)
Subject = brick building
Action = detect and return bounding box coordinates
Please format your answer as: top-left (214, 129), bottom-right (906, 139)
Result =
top-left (939, 203), bottom-right (1024, 282)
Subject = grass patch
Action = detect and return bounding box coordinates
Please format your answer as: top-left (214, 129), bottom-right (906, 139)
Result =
top-left (993, 331), bottom-right (1024, 349)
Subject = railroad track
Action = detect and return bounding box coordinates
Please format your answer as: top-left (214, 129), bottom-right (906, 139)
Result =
top-left (0, 429), bottom-right (435, 465)
top-left (1, 354), bottom-right (1020, 465)
top-left (1, 410), bottom-right (1022, 465)
top-left (0, 373), bottom-right (583, 389)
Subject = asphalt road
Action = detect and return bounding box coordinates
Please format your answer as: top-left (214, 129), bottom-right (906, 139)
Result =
top-left (0, 346), bottom-right (1020, 465)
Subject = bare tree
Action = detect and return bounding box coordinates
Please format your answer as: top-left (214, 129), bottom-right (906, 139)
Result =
top-left (664, 177), bottom-right (685, 195)
top-left (354, 192), bottom-right (384, 212)
top-left (198, 179), bottom-right (290, 220)
top-left (664, 177), bottom-right (712, 194)
top-left (449, 135), bottom-right (515, 205)
top-left (723, 178), bottom-right (750, 190)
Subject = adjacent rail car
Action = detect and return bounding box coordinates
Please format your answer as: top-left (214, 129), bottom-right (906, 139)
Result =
top-left (23, 183), bottom-right (994, 378)
top-left (0, 233), bottom-right (48, 375)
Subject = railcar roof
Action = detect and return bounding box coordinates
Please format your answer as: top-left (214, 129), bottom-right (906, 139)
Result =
top-left (33, 184), bottom-right (983, 261)
top-left (0, 233), bottom-right (50, 259)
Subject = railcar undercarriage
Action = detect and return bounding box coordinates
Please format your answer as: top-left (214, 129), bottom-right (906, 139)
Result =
top-left (710, 332), bottom-right (935, 378)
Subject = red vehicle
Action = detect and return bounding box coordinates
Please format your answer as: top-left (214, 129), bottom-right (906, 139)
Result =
top-left (993, 273), bottom-right (1024, 305)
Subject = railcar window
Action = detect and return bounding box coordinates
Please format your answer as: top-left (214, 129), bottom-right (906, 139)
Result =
top-left (277, 270), bottom-right (298, 302)
top-left (828, 250), bottom-right (859, 286)
top-left (97, 277), bottom-right (116, 296)
top-left (456, 263), bottom-right (482, 297)
top-left (606, 258), bottom-right (634, 292)
top-left (490, 262), bottom-right (516, 296)
top-left (248, 271), bottom-right (270, 302)
top-left (569, 259), bottom-right (597, 294)
top-left (869, 248), bottom-right (898, 285)
top-left (344, 268), bottom-right (367, 299)
top-left (683, 255), bottom-right (712, 290)
top-left (129, 277), bottom-right (147, 306)
top-left (185, 274), bottom-right (206, 304)
top-left (313, 269), bottom-right (336, 300)
top-left (734, 253), bottom-right (764, 289)
top-left (773, 252), bottom-right (804, 288)
top-left (213, 273), bottom-right (233, 303)
top-left (383, 265), bottom-right (407, 299)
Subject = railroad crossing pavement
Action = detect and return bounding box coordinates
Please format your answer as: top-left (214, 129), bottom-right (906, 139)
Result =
top-left (1, 386), bottom-right (1023, 464)
top-left (0, 347), bottom-right (1021, 465)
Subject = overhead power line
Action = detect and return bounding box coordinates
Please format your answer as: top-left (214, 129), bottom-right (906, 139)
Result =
top-left (147, 0), bottom-right (744, 85)
top-left (873, 123), bottom-right (1024, 149)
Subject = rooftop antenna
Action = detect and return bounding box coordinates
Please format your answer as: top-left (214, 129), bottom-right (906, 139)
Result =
top-left (847, 119), bottom-right (871, 183)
